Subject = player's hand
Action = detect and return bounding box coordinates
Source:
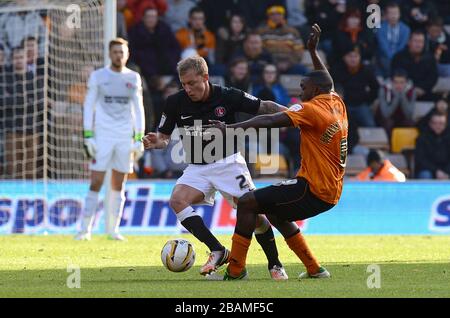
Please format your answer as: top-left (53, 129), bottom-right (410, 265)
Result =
top-left (206, 120), bottom-right (227, 134)
top-left (83, 138), bottom-right (97, 159)
top-left (307, 23), bottom-right (321, 52)
top-left (131, 140), bottom-right (144, 160)
top-left (143, 132), bottom-right (158, 149)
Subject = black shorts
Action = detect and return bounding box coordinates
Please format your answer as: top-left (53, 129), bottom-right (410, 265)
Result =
top-left (253, 177), bottom-right (335, 222)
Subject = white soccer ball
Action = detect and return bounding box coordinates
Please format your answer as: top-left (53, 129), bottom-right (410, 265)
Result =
top-left (161, 239), bottom-right (196, 272)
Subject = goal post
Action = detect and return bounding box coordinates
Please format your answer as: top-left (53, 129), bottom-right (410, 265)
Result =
top-left (0, 0), bottom-right (117, 234)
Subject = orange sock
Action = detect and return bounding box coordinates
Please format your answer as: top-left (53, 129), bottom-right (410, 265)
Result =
top-left (285, 232), bottom-right (320, 274)
top-left (228, 233), bottom-right (251, 277)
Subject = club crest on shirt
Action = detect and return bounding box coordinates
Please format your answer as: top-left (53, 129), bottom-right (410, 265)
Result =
top-left (126, 82), bottom-right (133, 89)
top-left (214, 106), bottom-right (226, 117)
top-left (289, 104), bottom-right (303, 112)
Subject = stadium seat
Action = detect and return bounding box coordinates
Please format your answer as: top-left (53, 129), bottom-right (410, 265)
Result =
top-left (357, 127), bottom-right (390, 150)
top-left (209, 76), bottom-right (225, 86)
top-left (386, 153), bottom-right (409, 176)
top-left (432, 77), bottom-right (450, 94)
top-left (279, 75), bottom-right (303, 97)
top-left (254, 153), bottom-right (289, 177)
top-left (391, 127), bottom-right (419, 153)
top-left (345, 154), bottom-right (366, 176)
top-left (412, 101), bottom-right (434, 122)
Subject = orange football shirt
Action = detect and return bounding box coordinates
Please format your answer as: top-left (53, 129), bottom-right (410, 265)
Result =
top-left (284, 92), bottom-right (348, 204)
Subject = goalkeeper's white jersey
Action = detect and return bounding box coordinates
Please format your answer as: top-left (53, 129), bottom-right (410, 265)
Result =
top-left (83, 66), bottom-right (145, 139)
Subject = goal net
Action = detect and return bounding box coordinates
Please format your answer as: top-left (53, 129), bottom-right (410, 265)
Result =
top-left (0, 0), bottom-right (112, 233)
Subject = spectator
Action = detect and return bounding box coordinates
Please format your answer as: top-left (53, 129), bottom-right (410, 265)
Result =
top-left (257, 5), bottom-right (308, 75)
top-left (176, 7), bottom-right (216, 65)
top-left (4, 46), bottom-right (44, 179)
top-left (392, 31), bottom-right (438, 100)
top-left (117, 0), bottom-right (128, 39)
top-left (0, 2), bottom-right (47, 58)
top-left (376, 69), bottom-right (416, 136)
top-left (305, 0), bottom-right (346, 55)
top-left (216, 14), bottom-right (248, 65)
top-left (417, 97), bottom-right (450, 133)
top-left (375, 2), bottom-right (410, 77)
top-left (355, 149), bottom-right (406, 181)
top-left (333, 45), bottom-right (379, 128)
top-left (197, 0), bottom-right (240, 33)
top-left (331, 8), bottom-right (375, 66)
top-left (252, 63), bottom-right (290, 106)
top-left (402, 0), bottom-right (437, 32)
top-left (285, 0), bottom-right (308, 37)
top-left (22, 36), bottom-right (44, 77)
top-left (237, 0), bottom-right (286, 29)
top-left (117, 0), bottom-right (134, 30)
top-left (164, 0), bottom-right (196, 33)
top-left (67, 65), bottom-right (95, 105)
top-left (225, 57), bottom-right (251, 93)
top-left (426, 18), bottom-right (450, 77)
top-left (129, 8), bottom-right (181, 87)
top-left (434, 0), bottom-right (450, 24)
top-left (232, 33), bottom-right (273, 82)
top-left (127, 0), bottom-right (168, 27)
top-left (415, 112), bottom-right (450, 179)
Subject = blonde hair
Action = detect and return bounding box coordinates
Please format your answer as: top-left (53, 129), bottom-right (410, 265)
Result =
top-left (177, 55), bottom-right (208, 76)
top-left (109, 37), bottom-right (128, 50)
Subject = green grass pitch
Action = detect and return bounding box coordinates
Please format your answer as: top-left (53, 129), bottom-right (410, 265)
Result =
top-left (1, 235), bottom-right (449, 298)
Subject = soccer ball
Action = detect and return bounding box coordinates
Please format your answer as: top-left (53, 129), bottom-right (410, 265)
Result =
top-left (161, 238), bottom-right (196, 272)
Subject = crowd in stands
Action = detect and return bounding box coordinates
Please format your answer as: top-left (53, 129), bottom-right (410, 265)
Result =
top-left (1, 0), bottom-right (450, 180)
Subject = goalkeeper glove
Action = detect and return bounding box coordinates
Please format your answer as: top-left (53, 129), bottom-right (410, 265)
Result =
top-left (83, 130), bottom-right (96, 159)
top-left (131, 132), bottom-right (144, 160)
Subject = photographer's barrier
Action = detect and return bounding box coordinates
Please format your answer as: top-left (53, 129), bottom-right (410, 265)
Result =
top-left (0, 180), bottom-right (449, 234)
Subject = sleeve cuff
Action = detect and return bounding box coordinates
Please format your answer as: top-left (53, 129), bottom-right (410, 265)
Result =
top-left (84, 130), bottom-right (94, 138)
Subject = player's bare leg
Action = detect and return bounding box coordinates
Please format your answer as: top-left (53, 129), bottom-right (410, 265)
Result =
top-left (75, 170), bottom-right (105, 241)
top-left (108, 169), bottom-right (127, 241)
top-left (266, 214), bottom-right (330, 279)
top-left (170, 184), bottom-right (229, 275)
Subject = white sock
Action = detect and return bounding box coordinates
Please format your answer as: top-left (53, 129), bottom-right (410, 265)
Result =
top-left (80, 190), bottom-right (99, 234)
top-left (175, 206), bottom-right (197, 222)
top-left (109, 190), bottom-right (125, 235)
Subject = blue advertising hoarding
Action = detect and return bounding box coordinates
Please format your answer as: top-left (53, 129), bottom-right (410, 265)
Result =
top-left (0, 180), bottom-right (449, 235)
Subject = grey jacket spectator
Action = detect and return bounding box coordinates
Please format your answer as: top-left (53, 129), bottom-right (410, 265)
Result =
top-left (0, 8), bottom-right (46, 58)
top-left (377, 69), bottom-right (416, 136)
top-left (164, 0), bottom-right (197, 33)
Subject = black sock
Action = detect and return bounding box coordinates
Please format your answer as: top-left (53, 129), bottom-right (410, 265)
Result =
top-left (181, 215), bottom-right (223, 252)
top-left (255, 226), bottom-right (282, 270)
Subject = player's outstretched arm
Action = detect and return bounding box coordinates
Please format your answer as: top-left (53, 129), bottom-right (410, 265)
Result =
top-left (307, 24), bottom-right (332, 79)
top-left (257, 100), bottom-right (288, 114)
top-left (143, 132), bottom-right (170, 149)
top-left (209, 112), bottom-right (293, 131)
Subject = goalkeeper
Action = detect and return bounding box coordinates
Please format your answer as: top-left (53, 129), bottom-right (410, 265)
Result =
top-left (75, 38), bottom-right (145, 241)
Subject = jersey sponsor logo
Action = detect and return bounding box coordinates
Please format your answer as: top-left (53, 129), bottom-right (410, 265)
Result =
top-left (429, 195), bottom-right (450, 232)
top-left (214, 106), bottom-right (226, 117)
top-left (159, 114), bottom-right (167, 128)
top-left (244, 92), bottom-right (258, 101)
top-left (288, 104), bottom-right (303, 112)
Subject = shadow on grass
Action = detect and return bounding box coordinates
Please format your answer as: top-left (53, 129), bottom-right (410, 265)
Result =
top-left (0, 262), bottom-right (449, 298)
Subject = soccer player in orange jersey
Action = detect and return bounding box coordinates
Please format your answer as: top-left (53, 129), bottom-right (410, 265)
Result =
top-left (210, 24), bottom-right (349, 280)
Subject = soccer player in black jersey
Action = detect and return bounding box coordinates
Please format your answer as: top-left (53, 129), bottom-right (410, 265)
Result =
top-left (143, 56), bottom-right (302, 280)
